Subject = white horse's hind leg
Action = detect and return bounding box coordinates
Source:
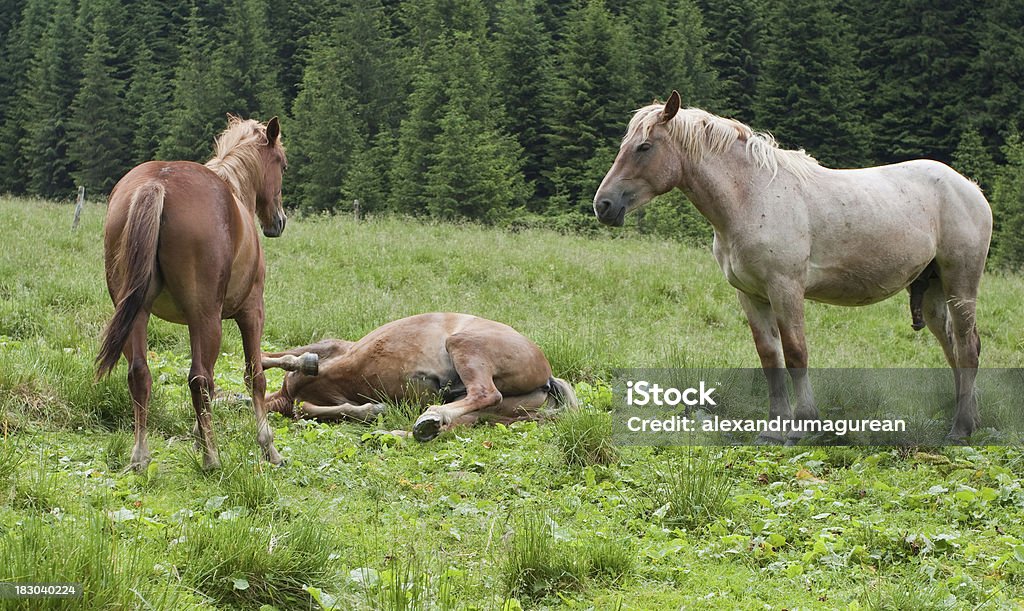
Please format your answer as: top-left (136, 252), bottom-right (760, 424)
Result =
top-left (929, 257), bottom-right (983, 439)
top-left (921, 282), bottom-right (955, 368)
top-left (946, 293), bottom-right (982, 439)
top-left (738, 292), bottom-right (793, 443)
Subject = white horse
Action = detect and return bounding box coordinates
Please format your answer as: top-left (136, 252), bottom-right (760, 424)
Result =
top-left (594, 91), bottom-right (992, 442)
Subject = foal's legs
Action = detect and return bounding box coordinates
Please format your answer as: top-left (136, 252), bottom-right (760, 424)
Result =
top-left (237, 308), bottom-right (283, 465)
top-left (187, 316), bottom-right (222, 470)
top-left (450, 388), bottom-right (551, 427)
top-left (292, 401), bottom-right (387, 422)
top-left (124, 312), bottom-right (152, 470)
top-left (412, 334), bottom-right (503, 442)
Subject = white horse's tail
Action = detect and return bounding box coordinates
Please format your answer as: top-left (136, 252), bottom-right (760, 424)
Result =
top-left (547, 377), bottom-right (579, 411)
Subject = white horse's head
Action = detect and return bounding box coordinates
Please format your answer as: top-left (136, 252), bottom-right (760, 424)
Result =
top-left (594, 90), bottom-right (683, 226)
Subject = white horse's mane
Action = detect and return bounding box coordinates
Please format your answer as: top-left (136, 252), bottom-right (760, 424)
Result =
top-left (625, 104), bottom-right (820, 182)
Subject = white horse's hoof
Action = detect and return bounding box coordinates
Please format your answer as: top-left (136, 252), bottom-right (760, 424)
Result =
top-left (754, 433), bottom-right (785, 446)
top-left (413, 413), bottom-right (444, 442)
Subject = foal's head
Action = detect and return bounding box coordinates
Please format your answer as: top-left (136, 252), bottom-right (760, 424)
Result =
top-left (594, 90), bottom-right (682, 226)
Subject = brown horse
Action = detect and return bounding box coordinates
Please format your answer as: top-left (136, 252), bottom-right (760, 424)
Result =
top-left (96, 116), bottom-right (288, 470)
top-left (260, 313), bottom-right (578, 441)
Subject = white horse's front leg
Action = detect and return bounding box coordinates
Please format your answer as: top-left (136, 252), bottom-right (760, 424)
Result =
top-left (765, 286), bottom-right (819, 442)
top-left (738, 291), bottom-right (792, 443)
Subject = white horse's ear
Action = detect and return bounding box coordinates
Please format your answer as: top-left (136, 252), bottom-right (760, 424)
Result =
top-left (266, 116), bottom-right (281, 143)
top-left (660, 90), bottom-right (681, 123)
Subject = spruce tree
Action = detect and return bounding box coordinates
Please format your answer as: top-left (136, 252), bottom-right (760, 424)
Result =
top-left (0, 0), bottom-right (51, 193)
top-left (967, 0), bottom-right (1024, 159)
top-left (754, 0), bottom-right (869, 167)
top-left (212, 0), bottom-right (285, 119)
top-left (422, 34), bottom-right (529, 221)
top-left (626, 0), bottom-right (717, 107)
top-left (545, 0), bottom-right (639, 215)
top-left (288, 32), bottom-right (362, 213)
top-left (857, 0), bottom-right (980, 164)
top-left (492, 0), bottom-right (556, 209)
top-left (697, 0), bottom-right (762, 122)
top-left (125, 41), bottom-right (171, 163)
top-left (990, 132), bottom-right (1024, 270)
top-left (67, 17), bottom-right (132, 194)
top-left (391, 0), bottom-right (493, 215)
top-left (952, 127), bottom-right (997, 191)
top-left (19, 0), bottom-right (80, 197)
top-left (158, 7), bottom-right (218, 161)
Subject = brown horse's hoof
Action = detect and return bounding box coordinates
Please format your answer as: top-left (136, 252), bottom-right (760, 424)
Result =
top-left (413, 413), bottom-right (444, 442)
top-left (298, 352), bottom-right (319, 376)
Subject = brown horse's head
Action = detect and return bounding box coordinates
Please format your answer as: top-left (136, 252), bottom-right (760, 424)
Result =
top-left (594, 90), bottom-right (683, 226)
top-left (256, 116), bottom-right (287, 237)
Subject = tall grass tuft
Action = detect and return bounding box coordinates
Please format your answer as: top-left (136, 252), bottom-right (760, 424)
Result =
top-left (0, 512), bottom-right (192, 609)
top-left (504, 513), bottom-right (577, 598)
top-left (552, 407), bottom-right (618, 466)
top-left (178, 514), bottom-right (338, 608)
top-left (647, 448), bottom-right (732, 531)
top-left (12, 455), bottom-right (62, 513)
top-left (222, 458), bottom-right (280, 512)
top-left (503, 513), bottom-right (634, 599)
top-left (0, 439), bottom-right (22, 503)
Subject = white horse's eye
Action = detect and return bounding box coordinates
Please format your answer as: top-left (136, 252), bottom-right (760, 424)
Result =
top-left (637, 141), bottom-right (652, 152)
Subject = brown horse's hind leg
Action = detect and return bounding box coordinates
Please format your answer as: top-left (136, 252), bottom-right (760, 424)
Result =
top-left (412, 334), bottom-right (502, 442)
top-left (187, 318), bottom-right (222, 470)
top-left (125, 312), bottom-right (152, 470)
top-left (237, 309), bottom-right (283, 465)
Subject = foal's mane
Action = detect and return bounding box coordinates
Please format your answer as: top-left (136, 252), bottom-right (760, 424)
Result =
top-left (204, 116), bottom-right (274, 205)
top-left (626, 104), bottom-right (819, 182)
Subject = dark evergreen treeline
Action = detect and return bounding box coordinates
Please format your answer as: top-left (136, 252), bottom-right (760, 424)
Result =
top-left (1, 0), bottom-right (1023, 266)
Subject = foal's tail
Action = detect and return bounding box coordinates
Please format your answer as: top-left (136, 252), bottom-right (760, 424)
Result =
top-left (547, 377), bottom-right (580, 411)
top-left (96, 183), bottom-right (165, 379)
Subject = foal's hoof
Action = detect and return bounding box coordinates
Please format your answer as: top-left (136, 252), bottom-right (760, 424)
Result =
top-left (413, 413), bottom-right (444, 442)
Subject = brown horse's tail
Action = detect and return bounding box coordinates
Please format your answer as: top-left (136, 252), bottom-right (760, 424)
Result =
top-left (547, 377), bottom-right (580, 411)
top-left (96, 183), bottom-right (165, 379)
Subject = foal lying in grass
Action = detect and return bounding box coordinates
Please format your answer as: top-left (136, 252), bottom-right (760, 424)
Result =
top-left (262, 313), bottom-right (577, 441)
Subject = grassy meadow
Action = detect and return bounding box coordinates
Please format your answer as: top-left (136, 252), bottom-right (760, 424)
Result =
top-left (1, 196), bottom-right (1024, 609)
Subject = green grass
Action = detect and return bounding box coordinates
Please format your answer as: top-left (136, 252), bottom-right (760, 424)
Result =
top-left (1, 197), bottom-right (1024, 608)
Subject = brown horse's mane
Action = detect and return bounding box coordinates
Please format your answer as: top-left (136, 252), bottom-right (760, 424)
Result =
top-left (204, 116), bottom-right (275, 209)
top-left (625, 103), bottom-right (819, 182)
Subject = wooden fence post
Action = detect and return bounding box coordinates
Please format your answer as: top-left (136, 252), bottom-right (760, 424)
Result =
top-left (353, 199), bottom-right (361, 221)
top-left (71, 186), bottom-right (86, 230)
